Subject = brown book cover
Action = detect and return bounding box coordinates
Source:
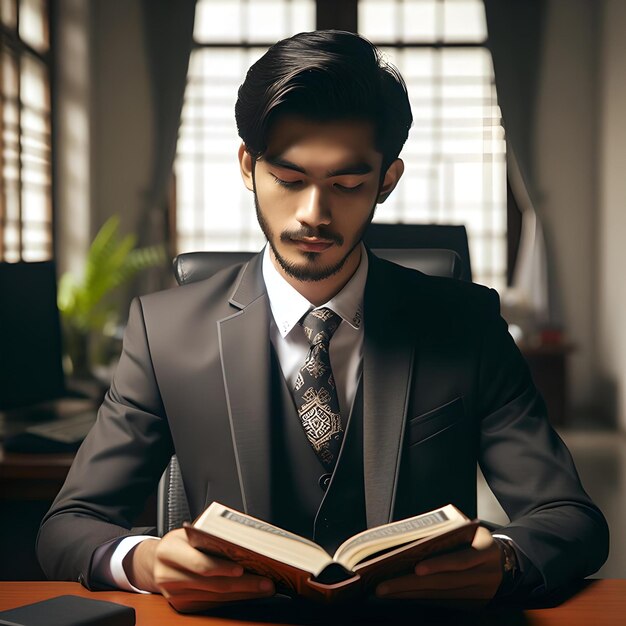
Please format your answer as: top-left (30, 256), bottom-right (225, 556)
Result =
top-left (184, 504), bottom-right (479, 603)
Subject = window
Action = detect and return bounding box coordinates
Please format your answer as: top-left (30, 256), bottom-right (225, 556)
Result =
top-left (0, 0), bottom-right (52, 262)
top-left (175, 0), bottom-right (506, 290)
top-left (175, 0), bottom-right (315, 253)
top-left (360, 0), bottom-right (506, 291)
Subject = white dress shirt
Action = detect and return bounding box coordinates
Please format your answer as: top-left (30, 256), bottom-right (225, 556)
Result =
top-left (262, 243), bottom-right (367, 419)
top-left (91, 244), bottom-right (368, 592)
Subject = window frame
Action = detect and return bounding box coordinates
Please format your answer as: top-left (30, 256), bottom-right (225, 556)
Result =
top-left (0, 0), bottom-right (55, 262)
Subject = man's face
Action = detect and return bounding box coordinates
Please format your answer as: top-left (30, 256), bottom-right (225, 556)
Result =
top-left (239, 116), bottom-right (398, 282)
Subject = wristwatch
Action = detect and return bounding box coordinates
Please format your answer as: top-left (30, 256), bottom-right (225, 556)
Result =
top-left (494, 537), bottom-right (520, 596)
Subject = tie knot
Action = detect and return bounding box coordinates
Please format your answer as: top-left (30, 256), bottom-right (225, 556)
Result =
top-left (300, 308), bottom-right (342, 346)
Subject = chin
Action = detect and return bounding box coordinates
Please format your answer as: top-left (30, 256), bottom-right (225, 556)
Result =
top-left (272, 245), bottom-right (348, 282)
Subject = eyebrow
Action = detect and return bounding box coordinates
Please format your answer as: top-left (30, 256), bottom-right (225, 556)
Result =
top-left (265, 156), bottom-right (373, 178)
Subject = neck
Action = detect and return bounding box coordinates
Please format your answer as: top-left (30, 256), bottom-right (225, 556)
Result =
top-left (271, 246), bottom-right (362, 306)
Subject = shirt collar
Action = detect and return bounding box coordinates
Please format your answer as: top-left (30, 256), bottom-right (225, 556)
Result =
top-left (262, 243), bottom-right (367, 338)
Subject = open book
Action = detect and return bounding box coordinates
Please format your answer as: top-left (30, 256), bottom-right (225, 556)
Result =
top-left (184, 502), bottom-right (478, 602)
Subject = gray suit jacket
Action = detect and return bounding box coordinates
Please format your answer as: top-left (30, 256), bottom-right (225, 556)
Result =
top-left (37, 251), bottom-right (609, 592)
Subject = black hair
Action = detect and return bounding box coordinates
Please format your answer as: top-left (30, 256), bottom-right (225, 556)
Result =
top-left (235, 30), bottom-right (413, 172)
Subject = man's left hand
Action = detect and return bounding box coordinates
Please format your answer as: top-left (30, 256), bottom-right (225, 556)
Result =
top-left (375, 526), bottom-right (503, 605)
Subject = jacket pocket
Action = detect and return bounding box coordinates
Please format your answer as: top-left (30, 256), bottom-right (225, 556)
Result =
top-left (408, 396), bottom-right (465, 445)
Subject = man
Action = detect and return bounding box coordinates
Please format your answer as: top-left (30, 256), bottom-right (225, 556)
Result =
top-left (37, 31), bottom-right (608, 613)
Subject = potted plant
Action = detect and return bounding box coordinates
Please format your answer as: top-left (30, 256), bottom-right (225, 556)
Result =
top-left (57, 215), bottom-right (166, 379)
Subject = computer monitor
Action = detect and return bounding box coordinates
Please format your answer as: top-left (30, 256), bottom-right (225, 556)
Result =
top-left (0, 261), bottom-right (66, 410)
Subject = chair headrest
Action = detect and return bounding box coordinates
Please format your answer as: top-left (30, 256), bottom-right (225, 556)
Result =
top-left (172, 248), bottom-right (465, 286)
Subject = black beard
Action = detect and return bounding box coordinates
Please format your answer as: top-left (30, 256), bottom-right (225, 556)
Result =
top-left (254, 192), bottom-right (376, 282)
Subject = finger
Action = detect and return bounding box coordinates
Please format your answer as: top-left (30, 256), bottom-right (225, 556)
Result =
top-left (181, 573), bottom-right (275, 595)
top-left (415, 529), bottom-right (499, 575)
top-left (414, 547), bottom-right (497, 576)
top-left (471, 526), bottom-right (496, 550)
top-left (156, 539), bottom-right (244, 577)
top-left (159, 570), bottom-right (274, 595)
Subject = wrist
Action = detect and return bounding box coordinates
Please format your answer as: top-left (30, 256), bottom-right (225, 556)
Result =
top-left (123, 538), bottom-right (160, 593)
top-left (493, 537), bottom-right (520, 597)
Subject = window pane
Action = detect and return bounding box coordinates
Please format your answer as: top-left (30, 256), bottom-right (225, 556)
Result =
top-left (1, 0), bottom-right (16, 28)
top-left (3, 184), bottom-right (19, 221)
top-left (402, 0), bottom-right (438, 42)
top-left (176, 47), bottom-right (269, 253)
top-left (19, 0), bottom-right (49, 52)
top-left (22, 223), bottom-right (51, 261)
top-left (360, 0), bottom-right (486, 44)
top-left (247, 0), bottom-right (315, 43)
top-left (443, 0), bottom-right (486, 43)
top-left (1, 19), bottom-right (52, 261)
top-left (22, 187), bottom-right (49, 222)
top-left (4, 222), bottom-right (20, 258)
top-left (2, 47), bottom-right (18, 98)
top-left (194, 0), bottom-right (314, 43)
top-left (21, 54), bottom-right (48, 109)
top-left (359, 0), bottom-right (398, 43)
top-left (375, 46), bottom-right (506, 289)
top-left (194, 0), bottom-right (243, 42)
top-left (360, 0), bottom-right (442, 43)
top-left (176, 0), bottom-right (315, 254)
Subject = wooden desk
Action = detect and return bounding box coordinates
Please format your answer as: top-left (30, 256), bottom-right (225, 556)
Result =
top-left (0, 580), bottom-right (624, 625)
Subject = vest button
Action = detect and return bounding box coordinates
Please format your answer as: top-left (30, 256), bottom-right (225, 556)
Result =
top-left (319, 473), bottom-right (332, 491)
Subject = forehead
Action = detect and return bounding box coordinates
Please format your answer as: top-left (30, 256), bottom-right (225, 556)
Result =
top-left (262, 116), bottom-right (382, 171)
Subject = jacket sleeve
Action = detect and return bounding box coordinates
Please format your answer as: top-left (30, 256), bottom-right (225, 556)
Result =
top-left (476, 288), bottom-right (609, 594)
top-left (36, 297), bottom-right (174, 589)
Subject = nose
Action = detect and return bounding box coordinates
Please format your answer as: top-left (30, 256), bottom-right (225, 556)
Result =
top-left (294, 185), bottom-right (331, 228)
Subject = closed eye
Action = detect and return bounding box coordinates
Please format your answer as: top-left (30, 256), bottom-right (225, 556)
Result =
top-left (271, 175), bottom-right (302, 189)
top-left (334, 183), bottom-right (364, 193)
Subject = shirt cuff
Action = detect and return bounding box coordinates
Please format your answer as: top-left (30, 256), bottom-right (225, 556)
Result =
top-left (492, 533), bottom-right (545, 597)
top-left (91, 535), bottom-right (160, 594)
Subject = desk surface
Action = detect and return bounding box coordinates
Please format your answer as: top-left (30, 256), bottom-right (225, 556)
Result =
top-left (1, 580), bottom-right (624, 626)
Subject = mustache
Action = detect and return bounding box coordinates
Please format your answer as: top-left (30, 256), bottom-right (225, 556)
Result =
top-left (280, 226), bottom-right (343, 246)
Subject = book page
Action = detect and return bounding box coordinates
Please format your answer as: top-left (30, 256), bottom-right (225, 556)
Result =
top-left (194, 502), bottom-right (334, 575)
top-left (333, 504), bottom-right (468, 571)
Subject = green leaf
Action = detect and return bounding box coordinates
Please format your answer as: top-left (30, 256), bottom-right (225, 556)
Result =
top-left (57, 215), bottom-right (166, 331)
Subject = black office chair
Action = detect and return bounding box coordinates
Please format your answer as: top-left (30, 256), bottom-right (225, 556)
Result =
top-left (364, 223), bottom-right (473, 282)
top-left (157, 455), bottom-right (191, 537)
top-left (157, 246), bottom-right (467, 536)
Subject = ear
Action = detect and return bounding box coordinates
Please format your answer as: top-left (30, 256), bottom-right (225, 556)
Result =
top-left (238, 143), bottom-right (255, 192)
top-left (377, 159), bottom-right (404, 204)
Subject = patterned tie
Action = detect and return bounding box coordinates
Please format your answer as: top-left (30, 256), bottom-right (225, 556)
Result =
top-left (294, 308), bottom-right (344, 470)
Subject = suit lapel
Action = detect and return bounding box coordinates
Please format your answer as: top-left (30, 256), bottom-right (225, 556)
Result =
top-left (363, 252), bottom-right (417, 528)
top-left (218, 253), bottom-right (272, 521)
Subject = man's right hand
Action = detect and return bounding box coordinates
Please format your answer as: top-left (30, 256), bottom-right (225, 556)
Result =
top-left (124, 528), bottom-right (275, 613)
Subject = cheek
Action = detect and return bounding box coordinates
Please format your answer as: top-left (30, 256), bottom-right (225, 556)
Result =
top-left (256, 178), bottom-right (287, 209)
top-left (255, 184), bottom-right (297, 233)
top-left (333, 196), bottom-right (377, 226)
